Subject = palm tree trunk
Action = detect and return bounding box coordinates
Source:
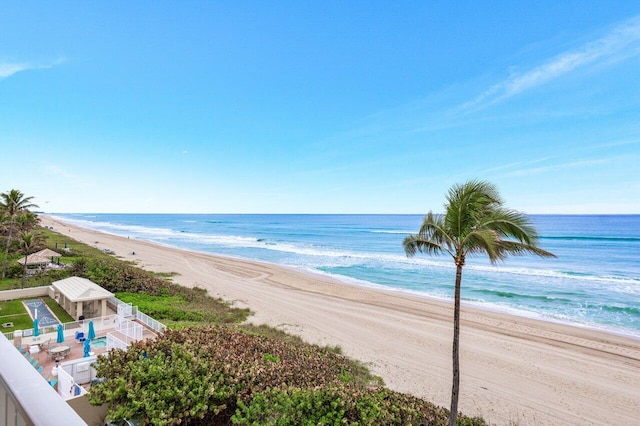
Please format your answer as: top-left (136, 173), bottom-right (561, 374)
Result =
top-left (448, 264), bottom-right (463, 426)
top-left (2, 217), bottom-right (15, 279)
top-left (21, 253), bottom-right (27, 289)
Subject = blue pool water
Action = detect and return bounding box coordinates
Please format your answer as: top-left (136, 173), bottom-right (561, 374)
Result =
top-left (91, 337), bottom-right (107, 348)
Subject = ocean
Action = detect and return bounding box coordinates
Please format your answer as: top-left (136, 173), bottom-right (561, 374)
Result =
top-left (50, 214), bottom-right (640, 338)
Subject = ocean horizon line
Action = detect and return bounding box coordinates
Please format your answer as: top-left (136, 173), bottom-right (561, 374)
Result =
top-left (42, 212), bottom-right (640, 217)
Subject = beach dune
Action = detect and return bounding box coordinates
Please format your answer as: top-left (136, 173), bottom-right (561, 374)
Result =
top-left (40, 216), bottom-right (640, 425)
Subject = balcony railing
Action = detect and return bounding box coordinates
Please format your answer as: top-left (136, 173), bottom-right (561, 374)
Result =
top-left (0, 332), bottom-right (86, 426)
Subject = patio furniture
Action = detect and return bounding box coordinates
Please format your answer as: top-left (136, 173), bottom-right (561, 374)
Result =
top-left (49, 345), bottom-right (71, 361)
top-left (38, 339), bottom-right (51, 351)
top-left (75, 331), bottom-right (85, 342)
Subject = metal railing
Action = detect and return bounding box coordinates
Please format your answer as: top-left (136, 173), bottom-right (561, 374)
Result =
top-left (136, 310), bottom-right (167, 334)
top-left (108, 296), bottom-right (167, 334)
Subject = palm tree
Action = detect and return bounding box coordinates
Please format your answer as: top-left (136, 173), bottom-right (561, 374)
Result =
top-left (18, 231), bottom-right (45, 288)
top-left (16, 210), bottom-right (41, 233)
top-left (403, 180), bottom-right (555, 426)
top-left (1, 189), bottom-right (39, 278)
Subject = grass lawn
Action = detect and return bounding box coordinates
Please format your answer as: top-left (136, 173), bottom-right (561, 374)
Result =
top-left (0, 296), bottom-right (73, 334)
top-left (45, 298), bottom-right (74, 323)
top-left (0, 299), bottom-right (34, 332)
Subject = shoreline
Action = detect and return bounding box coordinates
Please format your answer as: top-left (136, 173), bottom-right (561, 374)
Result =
top-left (39, 215), bottom-right (640, 425)
top-left (47, 215), bottom-right (640, 341)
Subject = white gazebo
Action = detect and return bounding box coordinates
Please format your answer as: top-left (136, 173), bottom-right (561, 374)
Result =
top-left (17, 249), bottom-right (63, 275)
top-left (51, 277), bottom-right (114, 320)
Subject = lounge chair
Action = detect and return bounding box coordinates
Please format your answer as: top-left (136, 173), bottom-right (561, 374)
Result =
top-left (31, 358), bottom-right (39, 367)
top-left (36, 366), bottom-right (44, 374)
top-left (49, 378), bottom-right (58, 387)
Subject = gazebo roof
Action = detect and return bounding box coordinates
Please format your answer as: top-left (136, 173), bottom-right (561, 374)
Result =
top-left (35, 248), bottom-right (61, 258)
top-left (51, 277), bottom-right (114, 302)
top-left (16, 254), bottom-right (50, 265)
top-left (16, 248), bottom-right (62, 266)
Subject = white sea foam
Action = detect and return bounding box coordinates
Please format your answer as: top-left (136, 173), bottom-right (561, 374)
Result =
top-left (370, 230), bottom-right (414, 234)
top-left (49, 213), bottom-right (640, 336)
top-left (52, 214), bottom-right (640, 289)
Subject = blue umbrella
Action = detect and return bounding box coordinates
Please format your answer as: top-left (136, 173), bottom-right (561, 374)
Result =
top-left (56, 324), bottom-right (64, 344)
top-left (83, 338), bottom-right (91, 357)
top-left (87, 321), bottom-right (96, 341)
top-left (33, 318), bottom-right (40, 337)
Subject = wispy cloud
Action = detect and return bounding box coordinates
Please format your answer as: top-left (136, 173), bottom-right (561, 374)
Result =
top-left (461, 15), bottom-right (640, 111)
top-left (500, 158), bottom-right (610, 178)
top-left (41, 162), bottom-right (94, 189)
top-left (0, 57), bottom-right (66, 79)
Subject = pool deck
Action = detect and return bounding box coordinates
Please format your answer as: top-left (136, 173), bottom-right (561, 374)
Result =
top-left (16, 317), bottom-right (159, 389)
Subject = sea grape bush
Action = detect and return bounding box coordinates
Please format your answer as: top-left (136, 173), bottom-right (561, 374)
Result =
top-left (90, 326), bottom-right (486, 425)
top-left (232, 385), bottom-right (479, 425)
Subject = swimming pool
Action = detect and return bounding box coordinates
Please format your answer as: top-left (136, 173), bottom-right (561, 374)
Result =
top-left (91, 337), bottom-right (107, 348)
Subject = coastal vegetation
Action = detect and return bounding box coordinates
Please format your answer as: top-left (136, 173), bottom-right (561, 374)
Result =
top-left (403, 180), bottom-right (555, 426)
top-left (89, 326), bottom-right (484, 425)
top-left (0, 189), bottom-right (40, 281)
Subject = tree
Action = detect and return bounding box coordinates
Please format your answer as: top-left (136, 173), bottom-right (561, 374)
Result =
top-left (15, 210), bottom-right (41, 233)
top-left (403, 180), bottom-right (555, 426)
top-left (1, 189), bottom-right (38, 278)
top-left (18, 231), bottom-right (45, 288)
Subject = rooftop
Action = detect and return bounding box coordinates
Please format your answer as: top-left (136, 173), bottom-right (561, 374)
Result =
top-left (52, 277), bottom-right (114, 302)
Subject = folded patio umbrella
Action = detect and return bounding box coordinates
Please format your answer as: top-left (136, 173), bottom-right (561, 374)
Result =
top-left (83, 338), bottom-right (91, 357)
top-left (56, 324), bottom-right (64, 343)
top-left (88, 320), bottom-right (95, 340)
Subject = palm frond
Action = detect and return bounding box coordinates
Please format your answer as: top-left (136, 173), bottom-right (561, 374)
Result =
top-left (404, 211), bottom-right (452, 258)
top-left (402, 235), bottom-right (447, 258)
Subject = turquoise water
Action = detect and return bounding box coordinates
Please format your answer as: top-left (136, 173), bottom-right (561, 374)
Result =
top-left (51, 214), bottom-right (640, 338)
top-left (91, 337), bottom-right (107, 348)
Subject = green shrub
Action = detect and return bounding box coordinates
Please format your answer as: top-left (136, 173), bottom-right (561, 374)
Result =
top-left (90, 326), bottom-right (486, 426)
top-left (232, 386), bottom-right (483, 426)
top-left (5, 263), bottom-right (22, 279)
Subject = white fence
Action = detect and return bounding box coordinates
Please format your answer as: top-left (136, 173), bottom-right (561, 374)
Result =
top-left (117, 301), bottom-right (133, 317)
top-left (114, 316), bottom-right (143, 342)
top-left (106, 333), bottom-right (128, 351)
top-left (137, 310), bottom-right (167, 334)
top-left (59, 357), bottom-right (95, 400)
top-left (109, 296), bottom-right (167, 334)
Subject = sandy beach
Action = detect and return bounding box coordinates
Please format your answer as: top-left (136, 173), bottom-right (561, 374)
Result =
top-left (40, 216), bottom-right (640, 425)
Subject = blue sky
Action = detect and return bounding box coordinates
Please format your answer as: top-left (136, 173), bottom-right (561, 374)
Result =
top-left (2, 2), bottom-right (639, 214)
